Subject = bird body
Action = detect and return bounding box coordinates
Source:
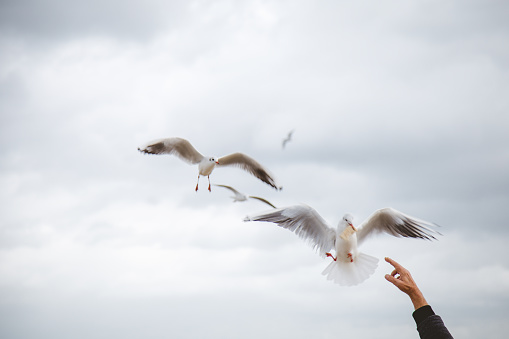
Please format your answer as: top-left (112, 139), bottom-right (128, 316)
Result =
top-left (138, 137), bottom-right (280, 191)
top-left (245, 205), bottom-right (440, 286)
top-left (198, 157), bottom-right (218, 177)
top-left (322, 216), bottom-right (379, 285)
top-left (335, 220), bottom-right (358, 263)
top-left (215, 184), bottom-right (248, 202)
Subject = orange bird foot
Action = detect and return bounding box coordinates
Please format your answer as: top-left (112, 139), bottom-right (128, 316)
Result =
top-left (326, 252), bottom-right (337, 261)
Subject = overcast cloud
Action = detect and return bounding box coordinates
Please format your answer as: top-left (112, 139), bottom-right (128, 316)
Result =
top-left (1, 0), bottom-right (508, 338)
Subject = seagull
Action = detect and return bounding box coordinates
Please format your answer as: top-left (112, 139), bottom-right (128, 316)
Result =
top-left (138, 137), bottom-right (281, 192)
top-left (282, 129), bottom-right (294, 149)
top-left (244, 205), bottom-right (440, 286)
top-left (213, 184), bottom-right (277, 208)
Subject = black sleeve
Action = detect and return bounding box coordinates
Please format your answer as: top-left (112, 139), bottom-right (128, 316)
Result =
top-left (412, 305), bottom-right (436, 326)
top-left (412, 305), bottom-right (454, 339)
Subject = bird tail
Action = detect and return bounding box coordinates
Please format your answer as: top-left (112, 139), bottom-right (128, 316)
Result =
top-left (321, 253), bottom-right (379, 286)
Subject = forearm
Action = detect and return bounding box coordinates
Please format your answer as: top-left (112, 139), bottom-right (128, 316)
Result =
top-left (409, 289), bottom-right (428, 310)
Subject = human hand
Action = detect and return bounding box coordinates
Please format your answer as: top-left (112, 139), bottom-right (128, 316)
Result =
top-left (385, 257), bottom-right (428, 310)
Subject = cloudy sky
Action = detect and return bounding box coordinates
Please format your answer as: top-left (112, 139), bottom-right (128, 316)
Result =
top-left (1, 0), bottom-right (508, 338)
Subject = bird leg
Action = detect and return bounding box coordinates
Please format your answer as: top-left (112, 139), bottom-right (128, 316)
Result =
top-left (326, 253), bottom-right (337, 261)
top-left (207, 175), bottom-right (211, 192)
top-left (195, 175), bottom-right (200, 191)
top-left (347, 253), bottom-right (354, 263)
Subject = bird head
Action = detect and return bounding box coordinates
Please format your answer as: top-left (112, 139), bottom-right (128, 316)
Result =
top-left (209, 157), bottom-right (219, 164)
top-left (342, 214), bottom-right (357, 231)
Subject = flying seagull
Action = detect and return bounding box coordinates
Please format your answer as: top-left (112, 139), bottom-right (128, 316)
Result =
top-left (244, 205), bottom-right (440, 286)
top-left (282, 129), bottom-right (294, 149)
top-left (213, 184), bottom-right (277, 208)
top-left (138, 137), bottom-right (281, 192)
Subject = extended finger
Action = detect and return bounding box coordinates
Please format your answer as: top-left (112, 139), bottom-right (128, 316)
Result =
top-left (385, 257), bottom-right (403, 270)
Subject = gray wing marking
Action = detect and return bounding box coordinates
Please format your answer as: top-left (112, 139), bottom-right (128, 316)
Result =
top-left (138, 137), bottom-right (204, 164)
top-left (218, 153), bottom-right (279, 189)
top-left (356, 207), bottom-right (441, 245)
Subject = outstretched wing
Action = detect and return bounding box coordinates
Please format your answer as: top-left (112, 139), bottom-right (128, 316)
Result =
top-left (282, 129), bottom-right (294, 148)
top-left (138, 137), bottom-right (204, 164)
top-left (248, 196), bottom-right (277, 209)
top-left (244, 204), bottom-right (336, 256)
top-left (218, 152), bottom-right (279, 190)
top-left (356, 208), bottom-right (441, 245)
top-left (213, 184), bottom-right (246, 201)
top-left (213, 184), bottom-right (242, 195)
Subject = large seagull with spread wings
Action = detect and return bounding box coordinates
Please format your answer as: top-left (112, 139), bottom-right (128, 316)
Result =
top-left (138, 137), bottom-right (281, 192)
top-left (245, 205), bottom-right (440, 286)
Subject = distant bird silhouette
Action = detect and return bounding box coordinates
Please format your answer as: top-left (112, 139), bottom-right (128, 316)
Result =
top-left (214, 184), bottom-right (276, 208)
top-left (138, 137), bottom-right (281, 192)
top-left (282, 129), bottom-right (294, 149)
top-left (245, 205), bottom-right (440, 286)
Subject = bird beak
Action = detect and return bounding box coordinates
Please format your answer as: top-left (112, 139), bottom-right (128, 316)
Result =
top-left (215, 161), bottom-right (219, 164)
top-left (349, 223), bottom-right (357, 231)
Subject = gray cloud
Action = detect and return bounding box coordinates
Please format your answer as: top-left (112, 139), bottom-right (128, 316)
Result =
top-left (0, 0), bottom-right (187, 42)
top-left (1, 0), bottom-right (508, 338)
